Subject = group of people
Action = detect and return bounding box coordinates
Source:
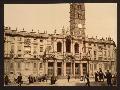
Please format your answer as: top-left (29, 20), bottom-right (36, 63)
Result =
top-left (4, 69), bottom-right (117, 86)
top-left (28, 75), bottom-right (37, 84)
top-left (94, 69), bottom-right (117, 86)
top-left (4, 73), bottom-right (23, 86)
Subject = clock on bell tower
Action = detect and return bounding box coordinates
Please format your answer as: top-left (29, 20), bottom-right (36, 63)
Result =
top-left (70, 3), bottom-right (85, 38)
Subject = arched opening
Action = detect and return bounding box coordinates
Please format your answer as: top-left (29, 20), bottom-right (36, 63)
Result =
top-left (57, 42), bottom-right (62, 52)
top-left (75, 43), bottom-right (79, 53)
top-left (66, 39), bottom-right (71, 53)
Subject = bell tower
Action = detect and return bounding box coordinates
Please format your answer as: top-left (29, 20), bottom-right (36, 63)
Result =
top-left (70, 3), bottom-right (85, 38)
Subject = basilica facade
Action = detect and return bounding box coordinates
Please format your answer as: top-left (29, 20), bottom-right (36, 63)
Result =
top-left (4, 3), bottom-right (116, 81)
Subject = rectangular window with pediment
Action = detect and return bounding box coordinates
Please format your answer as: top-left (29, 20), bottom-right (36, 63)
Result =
top-left (40, 47), bottom-right (43, 52)
top-left (34, 63), bottom-right (37, 68)
top-left (39, 63), bottom-right (42, 69)
top-left (24, 38), bottom-right (31, 46)
top-left (17, 62), bottom-right (21, 69)
top-left (17, 44), bottom-right (22, 52)
top-left (25, 62), bottom-right (30, 70)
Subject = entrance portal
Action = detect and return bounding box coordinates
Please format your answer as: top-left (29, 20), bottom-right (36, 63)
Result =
top-left (57, 62), bottom-right (62, 76)
top-left (66, 62), bottom-right (71, 75)
top-left (48, 62), bottom-right (54, 76)
top-left (82, 63), bottom-right (87, 75)
top-left (57, 68), bottom-right (61, 75)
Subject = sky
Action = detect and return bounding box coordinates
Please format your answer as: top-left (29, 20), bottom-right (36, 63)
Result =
top-left (4, 3), bottom-right (117, 44)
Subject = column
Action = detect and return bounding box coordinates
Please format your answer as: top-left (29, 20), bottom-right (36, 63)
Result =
top-left (71, 40), bottom-right (73, 54)
top-left (54, 60), bottom-right (57, 76)
top-left (62, 61), bottom-right (64, 76)
top-left (71, 62), bottom-right (72, 76)
top-left (44, 61), bottom-right (48, 74)
top-left (63, 61), bottom-right (66, 76)
top-left (80, 63), bottom-right (83, 76)
top-left (63, 39), bottom-right (66, 53)
top-left (73, 62), bottom-right (75, 77)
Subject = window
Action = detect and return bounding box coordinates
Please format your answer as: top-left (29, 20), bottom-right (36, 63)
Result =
top-left (47, 46), bottom-right (52, 52)
top-left (34, 63), bottom-right (37, 68)
top-left (104, 51), bottom-right (106, 56)
top-left (108, 50), bottom-right (110, 57)
top-left (74, 43), bottom-right (79, 53)
top-left (17, 45), bottom-right (22, 52)
top-left (66, 39), bottom-right (71, 53)
top-left (94, 51), bottom-right (96, 55)
top-left (33, 45), bottom-right (37, 54)
top-left (25, 62), bottom-right (30, 69)
top-left (108, 45), bottom-right (110, 48)
top-left (57, 42), bottom-right (62, 52)
top-left (40, 47), bottom-right (43, 52)
top-left (17, 62), bottom-right (20, 69)
top-left (39, 63), bottom-right (42, 69)
top-left (24, 38), bottom-right (31, 46)
top-left (94, 51), bottom-right (96, 57)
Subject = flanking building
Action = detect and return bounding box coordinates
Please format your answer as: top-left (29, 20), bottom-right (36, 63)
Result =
top-left (4, 3), bottom-right (116, 81)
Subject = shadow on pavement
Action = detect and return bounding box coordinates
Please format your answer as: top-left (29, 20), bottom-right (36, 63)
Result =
top-left (75, 81), bottom-right (107, 86)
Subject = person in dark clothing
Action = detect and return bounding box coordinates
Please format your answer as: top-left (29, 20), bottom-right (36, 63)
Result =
top-left (28, 75), bottom-right (31, 84)
top-left (85, 74), bottom-right (90, 86)
top-left (51, 75), bottom-right (54, 85)
top-left (112, 74), bottom-right (117, 86)
top-left (45, 74), bottom-right (48, 82)
top-left (4, 75), bottom-right (9, 85)
top-left (17, 73), bottom-right (22, 86)
top-left (33, 77), bottom-right (36, 82)
top-left (95, 72), bottom-right (98, 82)
top-left (99, 69), bottom-right (104, 82)
top-left (67, 75), bottom-right (70, 82)
top-left (106, 70), bottom-right (112, 86)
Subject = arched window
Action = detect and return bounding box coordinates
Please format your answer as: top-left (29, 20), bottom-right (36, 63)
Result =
top-left (75, 43), bottom-right (79, 53)
top-left (66, 39), bottom-right (71, 53)
top-left (57, 42), bottom-right (62, 52)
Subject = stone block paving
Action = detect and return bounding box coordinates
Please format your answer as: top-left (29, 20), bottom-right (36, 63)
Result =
top-left (5, 78), bottom-right (109, 86)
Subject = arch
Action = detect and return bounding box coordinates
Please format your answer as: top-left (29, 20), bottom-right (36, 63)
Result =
top-left (57, 42), bottom-right (62, 52)
top-left (66, 39), bottom-right (71, 53)
top-left (74, 43), bottom-right (79, 53)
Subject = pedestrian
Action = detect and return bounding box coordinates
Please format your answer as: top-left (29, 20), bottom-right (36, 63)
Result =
top-left (85, 74), bottom-right (90, 86)
top-left (67, 74), bottom-right (70, 82)
top-left (112, 74), bottom-right (117, 86)
top-left (45, 74), bottom-right (48, 82)
top-left (106, 70), bottom-right (112, 86)
top-left (51, 75), bottom-right (54, 85)
top-left (17, 73), bottom-right (22, 86)
top-left (4, 75), bottom-right (9, 85)
top-left (28, 75), bottom-right (31, 84)
top-left (95, 72), bottom-right (98, 82)
top-left (83, 74), bottom-right (86, 82)
top-left (33, 76), bottom-right (36, 82)
top-left (99, 69), bottom-right (104, 82)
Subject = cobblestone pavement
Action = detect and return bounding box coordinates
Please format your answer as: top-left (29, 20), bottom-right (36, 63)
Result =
top-left (5, 78), bottom-right (109, 86)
